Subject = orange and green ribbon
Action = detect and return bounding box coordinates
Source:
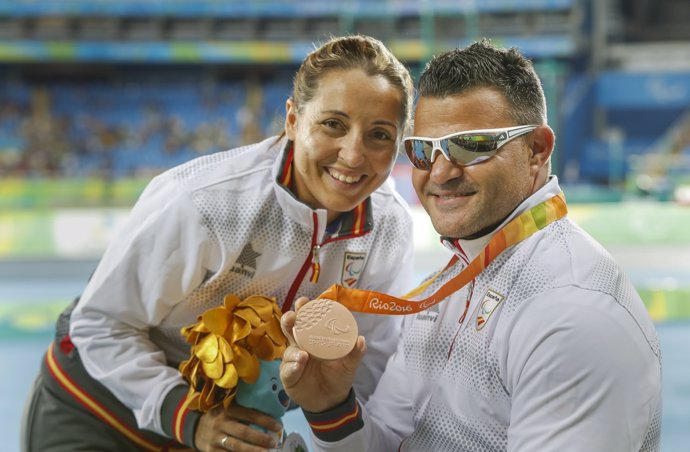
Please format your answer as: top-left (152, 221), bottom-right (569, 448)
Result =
top-left (319, 192), bottom-right (568, 315)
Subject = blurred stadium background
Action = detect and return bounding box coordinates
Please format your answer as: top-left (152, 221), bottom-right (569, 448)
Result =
top-left (0, 0), bottom-right (689, 451)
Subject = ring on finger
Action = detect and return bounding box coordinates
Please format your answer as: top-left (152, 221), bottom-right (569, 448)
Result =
top-left (220, 434), bottom-right (230, 450)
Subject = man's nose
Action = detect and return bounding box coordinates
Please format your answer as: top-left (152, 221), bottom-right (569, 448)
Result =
top-left (429, 150), bottom-right (463, 183)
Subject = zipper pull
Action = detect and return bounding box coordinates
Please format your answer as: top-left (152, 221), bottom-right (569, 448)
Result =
top-left (309, 244), bottom-right (321, 283)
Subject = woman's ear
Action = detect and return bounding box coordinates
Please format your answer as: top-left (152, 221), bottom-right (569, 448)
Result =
top-left (284, 98), bottom-right (298, 140)
top-left (529, 124), bottom-right (555, 169)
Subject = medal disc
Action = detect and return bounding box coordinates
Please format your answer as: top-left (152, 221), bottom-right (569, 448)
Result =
top-left (293, 299), bottom-right (358, 360)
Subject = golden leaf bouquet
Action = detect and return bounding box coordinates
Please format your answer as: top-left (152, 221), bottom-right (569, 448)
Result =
top-left (179, 294), bottom-right (287, 412)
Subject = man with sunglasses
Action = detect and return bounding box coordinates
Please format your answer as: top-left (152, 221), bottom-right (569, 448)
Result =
top-left (280, 40), bottom-right (661, 451)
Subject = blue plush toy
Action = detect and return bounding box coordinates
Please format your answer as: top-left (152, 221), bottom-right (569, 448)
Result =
top-left (236, 360), bottom-right (308, 451)
top-left (179, 295), bottom-right (308, 451)
top-left (236, 360), bottom-right (290, 425)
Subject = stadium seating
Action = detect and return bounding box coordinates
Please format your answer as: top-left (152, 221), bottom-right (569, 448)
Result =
top-left (0, 0), bottom-right (689, 201)
top-left (0, 78), bottom-right (284, 177)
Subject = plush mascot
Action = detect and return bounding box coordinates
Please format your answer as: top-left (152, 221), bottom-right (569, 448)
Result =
top-left (179, 294), bottom-right (308, 451)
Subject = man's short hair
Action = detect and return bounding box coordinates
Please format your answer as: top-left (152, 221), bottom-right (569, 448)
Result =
top-left (418, 39), bottom-right (547, 126)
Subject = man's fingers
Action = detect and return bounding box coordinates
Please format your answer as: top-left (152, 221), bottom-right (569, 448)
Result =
top-left (280, 310), bottom-right (297, 346)
top-left (294, 296), bottom-right (310, 310)
top-left (281, 296), bottom-right (309, 347)
top-left (344, 336), bottom-right (367, 371)
top-left (353, 335), bottom-right (367, 358)
top-left (280, 298), bottom-right (311, 389)
top-left (280, 345), bottom-right (308, 388)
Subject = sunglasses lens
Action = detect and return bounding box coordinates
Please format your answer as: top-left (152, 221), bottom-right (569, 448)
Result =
top-left (447, 133), bottom-right (501, 165)
top-left (404, 139), bottom-right (433, 170)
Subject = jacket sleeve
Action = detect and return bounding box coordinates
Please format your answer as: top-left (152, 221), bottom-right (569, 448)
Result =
top-left (500, 286), bottom-right (661, 451)
top-left (69, 172), bottom-right (211, 441)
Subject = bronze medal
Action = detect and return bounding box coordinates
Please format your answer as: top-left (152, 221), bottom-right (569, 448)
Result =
top-left (293, 299), bottom-right (358, 360)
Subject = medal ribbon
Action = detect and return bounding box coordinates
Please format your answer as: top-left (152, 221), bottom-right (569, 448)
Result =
top-left (318, 192), bottom-right (567, 315)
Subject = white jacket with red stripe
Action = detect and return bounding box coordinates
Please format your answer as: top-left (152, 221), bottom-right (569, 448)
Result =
top-left (69, 136), bottom-right (415, 443)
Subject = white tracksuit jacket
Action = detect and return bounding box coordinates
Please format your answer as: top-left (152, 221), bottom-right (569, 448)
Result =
top-left (69, 136), bottom-right (415, 444)
top-left (305, 177), bottom-right (662, 452)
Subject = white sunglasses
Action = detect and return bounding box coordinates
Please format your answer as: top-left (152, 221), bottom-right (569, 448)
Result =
top-left (403, 125), bottom-right (538, 170)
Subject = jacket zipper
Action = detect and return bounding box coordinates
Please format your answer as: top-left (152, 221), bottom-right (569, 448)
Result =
top-left (282, 211), bottom-right (371, 312)
top-left (283, 212), bottom-right (320, 312)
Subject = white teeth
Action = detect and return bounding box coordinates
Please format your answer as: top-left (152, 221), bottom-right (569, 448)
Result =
top-left (329, 169), bottom-right (362, 184)
top-left (439, 193), bottom-right (469, 199)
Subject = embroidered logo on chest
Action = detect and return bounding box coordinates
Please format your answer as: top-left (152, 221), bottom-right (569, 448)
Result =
top-left (476, 289), bottom-right (505, 330)
top-left (230, 243), bottom-right (261, 279)
top-left (341, 252), bottom-right (366, 288)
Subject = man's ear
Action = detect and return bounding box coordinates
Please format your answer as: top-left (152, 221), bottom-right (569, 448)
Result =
top-left (284, 98), bottom-right (298, 140)
top-left (529, 124), bottom-right (555, 169)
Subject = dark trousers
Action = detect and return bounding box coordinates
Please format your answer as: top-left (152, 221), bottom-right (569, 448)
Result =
top-left (20, 340), bottom-right (192, 452)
